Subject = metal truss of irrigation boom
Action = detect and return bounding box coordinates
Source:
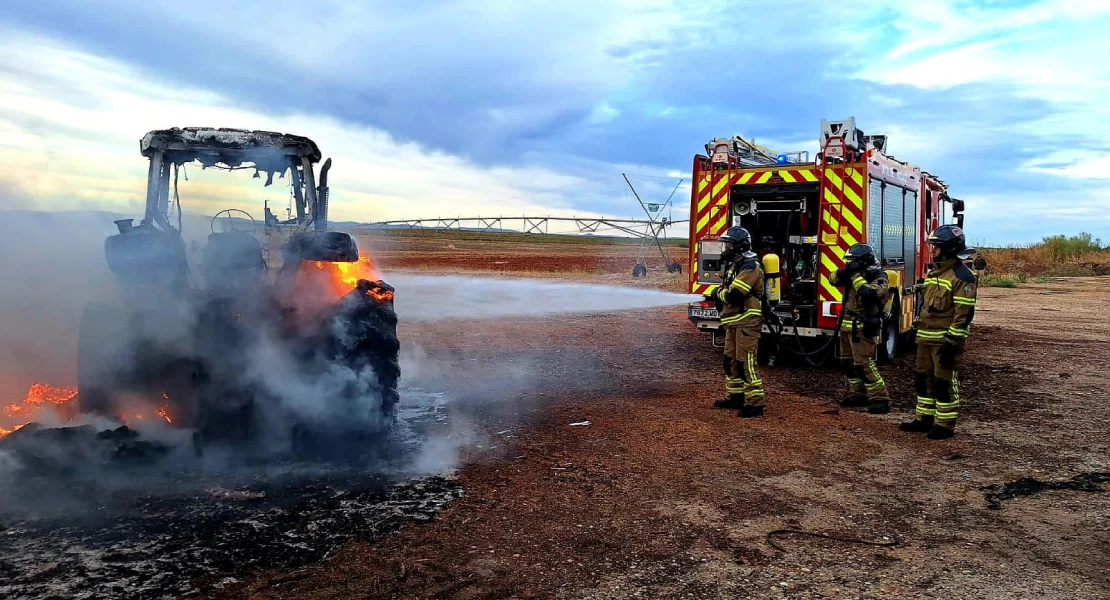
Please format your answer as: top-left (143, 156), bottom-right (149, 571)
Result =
top-left (354, 216), bottom-right (688, 239)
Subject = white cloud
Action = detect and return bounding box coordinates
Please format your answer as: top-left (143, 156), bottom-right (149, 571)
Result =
top-left (0, 30), bottom-right (667, 228)
top-left (1023, 151), bottom-right (1110, 180)
top-left (858, 1), bottom-right (1110, 106)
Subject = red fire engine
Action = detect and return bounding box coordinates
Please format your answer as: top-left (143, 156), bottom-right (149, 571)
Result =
top-left (687, 117), bottom-right (965, 363)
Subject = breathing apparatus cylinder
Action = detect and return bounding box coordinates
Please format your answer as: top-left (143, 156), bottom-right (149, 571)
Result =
top-left (762, 252), bottom-right (781, 304)
top-left (884, 269), bottom-right (901, 318)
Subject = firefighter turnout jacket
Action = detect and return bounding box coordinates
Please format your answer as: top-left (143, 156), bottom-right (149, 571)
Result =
top-left (915, 259), bottom-right (977, 347)
top-left (830, 265), bottom-right (891, 337)
top-left (715, 253), bottom-right (764, 330)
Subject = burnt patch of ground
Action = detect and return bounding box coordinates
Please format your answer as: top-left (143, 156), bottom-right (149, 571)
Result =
top-left (0, 470), bottom-right (461, 600)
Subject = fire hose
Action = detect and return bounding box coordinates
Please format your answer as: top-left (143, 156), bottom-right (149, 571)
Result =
top-left (762, 286), bottom-right (849, 367)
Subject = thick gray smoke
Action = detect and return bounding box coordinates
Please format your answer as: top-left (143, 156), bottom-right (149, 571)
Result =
top-left (0, 210), bottom-right (697, 507)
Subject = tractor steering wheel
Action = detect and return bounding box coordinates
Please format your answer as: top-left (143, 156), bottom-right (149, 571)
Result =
top-left (210, 209), bottom-right (257, 234)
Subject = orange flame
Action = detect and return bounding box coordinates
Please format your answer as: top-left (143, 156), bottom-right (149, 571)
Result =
top-left (300, 250), bottom-right (386, 300)
top-left (0, 383), bottom-right (79, 438)
top-left (156, 404), bottom-right (172, 424)
top-left (367, 287), bottom-right (394, 302)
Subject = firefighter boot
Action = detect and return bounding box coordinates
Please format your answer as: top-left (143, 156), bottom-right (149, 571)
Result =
top-left (867, 400), bottom-right (890, 414)
top-left (899, 415), bottom-right (934, 433)
top-left (839, 362), bottom-right (868, 407)
top-left (738, 405), bottom-right (764, 419)
top-left (840, 393), bottom-right (869, 408)
top-left (926, 425), bottom-right (955, 440)
top-left (713, 393), bottom-right (745, 409)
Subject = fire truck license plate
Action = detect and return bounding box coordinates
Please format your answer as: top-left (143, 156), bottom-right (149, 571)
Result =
top-left (690, 308), bottom-right (719, 319)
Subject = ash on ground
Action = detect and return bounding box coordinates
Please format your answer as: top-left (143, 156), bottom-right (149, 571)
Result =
top-left (0, 387), bottom-right (462, 600)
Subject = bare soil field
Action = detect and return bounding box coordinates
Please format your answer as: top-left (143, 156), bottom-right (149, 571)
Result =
top-left (200, 235), bottom-right (1110, 600)
top-left (355, 230), bottom-right (690, 279)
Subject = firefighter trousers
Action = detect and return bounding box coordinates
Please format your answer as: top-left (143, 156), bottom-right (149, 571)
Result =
top-left (724, 325), bottom-right (764, 407)
top-left (838, 330), bottom-right (888, 402)
top-left (914, 344), bottom-right (963, 430)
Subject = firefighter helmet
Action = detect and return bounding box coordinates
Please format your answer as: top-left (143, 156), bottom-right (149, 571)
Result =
top-left (843, 243), bottom-right (878, 267)
top-left (718, 226), bottom-right (752, 254)
top-left (926, 224), bottom-right (969, 260)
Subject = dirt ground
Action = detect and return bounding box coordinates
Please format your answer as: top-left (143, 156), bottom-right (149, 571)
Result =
top-left (208, 236), bottom-right (1110, 600)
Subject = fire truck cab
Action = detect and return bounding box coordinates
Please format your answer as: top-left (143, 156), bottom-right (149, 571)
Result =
top-left (687, 117), bottom-right (965, 364)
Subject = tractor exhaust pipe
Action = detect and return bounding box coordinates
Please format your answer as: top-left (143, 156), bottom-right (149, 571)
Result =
top-left (314, 158), bottom-right (332, 231)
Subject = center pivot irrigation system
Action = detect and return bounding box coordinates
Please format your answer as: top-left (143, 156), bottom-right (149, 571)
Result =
top-left (272, 173), bottom-right (690, 278)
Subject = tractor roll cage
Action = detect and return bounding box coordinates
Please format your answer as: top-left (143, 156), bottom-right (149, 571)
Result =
top-left (139, 127), bottom-right (327, 232)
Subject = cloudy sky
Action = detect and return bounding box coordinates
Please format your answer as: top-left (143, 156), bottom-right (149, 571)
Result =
top-left (1, 0), bottom-right (1107, 245)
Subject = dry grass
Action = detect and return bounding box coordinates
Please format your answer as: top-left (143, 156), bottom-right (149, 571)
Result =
top-left (983, 246), bottom-right (1110, 278)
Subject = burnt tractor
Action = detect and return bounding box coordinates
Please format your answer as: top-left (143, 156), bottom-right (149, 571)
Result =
top-left (77, 128), bottom-right (399, 453)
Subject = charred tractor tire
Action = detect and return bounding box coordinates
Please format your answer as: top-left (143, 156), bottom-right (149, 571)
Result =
top-left (877, 299), bottom-right (900, 365)
top-left (330, 286), bottom-right (401, 421)
top-left (632, 264), bottom-right (648, 278)
top-left (77, 303), bottom-right (131, 416)
top-left (667, 262), bottom-right (683, 274)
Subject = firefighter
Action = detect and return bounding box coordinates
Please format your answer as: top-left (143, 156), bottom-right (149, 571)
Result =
top-left (830, 243), bottom-right (892, 414)
top-left (709, 226), bottom-right (766, 418)
top-left (973, 253), bottom-right (988, 279)
top-left (900, 225), bottom-right (977, 440)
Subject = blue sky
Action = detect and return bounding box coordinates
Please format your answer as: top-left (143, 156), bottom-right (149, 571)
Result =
top-left (1, 0), bottom-right (1108, 245)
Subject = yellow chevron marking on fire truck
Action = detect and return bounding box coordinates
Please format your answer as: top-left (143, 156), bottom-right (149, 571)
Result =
top-left (696, 208), bottom-right (712, 233)
top-left (825, 168), bottom-right (843, 189)
top-left (737, 172), bottom-right (756, 185)
top-left (695, 177), bottom-right (711, 210)
top-left (819, 275), bottom-right (838, 301)
top-left (822, 188), bottom-right (862, 233)
top-left (779, 170), bottom-right (797, 183)
top-left (838, 205), bottom-right (863, 237)
top-left (842, 185), bottom-right (864, 213)
top-left (830, 212), bottom-right (861, 245)
top-left (712, 175), bottom-right (730, 200)
top-left (709, 209), bottom-right (728, 236)
top-left (799, 168), bottom-right (818, 182)
top-left (848, 168), bottom-right (863, 188)
top-left (755, 171), bottom-right (773, 184)
top-left (822, 211), bottom-right (859, 246)
top-left (819, 254), bottom-right (841, 293)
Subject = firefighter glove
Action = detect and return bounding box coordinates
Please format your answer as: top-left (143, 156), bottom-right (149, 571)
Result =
top-left (856, 284), bottom-right (877, 305)
top-left (938, 340), bottom-right (959, 367)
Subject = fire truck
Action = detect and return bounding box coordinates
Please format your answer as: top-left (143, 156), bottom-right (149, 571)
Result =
top-left (687, 117), bottom-right (965, 364)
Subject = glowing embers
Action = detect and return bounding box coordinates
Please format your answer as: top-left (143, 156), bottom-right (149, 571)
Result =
top-left (0, 384), bottom-right (174, 437)
top-left (1, 383), bottom-right (78, 437)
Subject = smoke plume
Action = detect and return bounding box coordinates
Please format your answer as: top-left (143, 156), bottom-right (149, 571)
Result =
top-left (0, 210), bottom-right (698, 513)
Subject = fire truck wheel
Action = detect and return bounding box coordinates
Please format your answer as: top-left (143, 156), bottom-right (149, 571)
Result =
top-left (877, 300), bottom-right (900, 365)
top-left (632, 264), bottom-right (648, 278)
